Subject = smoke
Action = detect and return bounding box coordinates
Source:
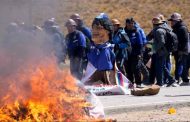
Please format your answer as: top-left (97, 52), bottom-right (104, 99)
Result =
top-left (0, 0), bottom-right (66, 103)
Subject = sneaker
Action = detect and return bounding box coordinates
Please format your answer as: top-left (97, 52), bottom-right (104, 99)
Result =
top-left (171, 82), bottom-right (179, 87)
top-left (176, 78), bottom-right (183, 85)
top-left (166, 80), bottom-right (179, 87)
top-left (161, 84), bottom-right (167, 87)
top-left (136, 84), bottom-right (144, 88)
top-left (180, 82), bottom-right (190, 86)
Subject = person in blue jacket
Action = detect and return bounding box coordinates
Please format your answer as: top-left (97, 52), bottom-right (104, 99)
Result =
top-left (65, 19), bottom-right (86, 80)
top-left (70, 13), bottom-right (92, 71)
top-left (84, 13), bottom-right (116, 85)
top-left (124, 18), bottom-right (145, 87)
top-left (111, 18), bottom-right (131, 76)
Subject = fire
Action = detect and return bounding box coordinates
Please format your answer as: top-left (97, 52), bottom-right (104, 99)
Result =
top-left (0, 56), bottom-right (89, 121)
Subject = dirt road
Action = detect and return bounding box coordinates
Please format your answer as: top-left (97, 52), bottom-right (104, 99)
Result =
top-left (107, 105), bottom-right (190, 121)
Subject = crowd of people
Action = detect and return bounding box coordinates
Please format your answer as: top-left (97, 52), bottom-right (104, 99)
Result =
top-left (4, 12), bottom-right (190, 88)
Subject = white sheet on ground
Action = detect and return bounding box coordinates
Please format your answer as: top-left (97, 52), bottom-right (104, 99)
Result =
top-left (82, 62), bottom-right (132, 95)
top-left (85, 92), bottom-right (105, 118)
top-left (85, 85), bottom-right (130, 95)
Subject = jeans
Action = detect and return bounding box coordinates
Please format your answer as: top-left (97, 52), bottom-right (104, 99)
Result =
top-left (149, 53), bottom-right (166, 86)
top-left (174, 53), bottom-right (188, 82)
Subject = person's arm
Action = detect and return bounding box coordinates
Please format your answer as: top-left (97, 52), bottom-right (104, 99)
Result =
top-left (119, 32), bottom-right (131, 50)
top-left (178, 26), bottom-right (189, 52)
top-left (78, 32), bottom-right (86, 58)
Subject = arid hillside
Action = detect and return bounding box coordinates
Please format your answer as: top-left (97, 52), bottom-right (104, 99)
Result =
top-left (57, 0), bottom-right (190, 33)
top-left (0, 0), bottom-right (189, 33)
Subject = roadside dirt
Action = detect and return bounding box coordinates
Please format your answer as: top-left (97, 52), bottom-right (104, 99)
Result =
top-left (107, 106), bottom-right (190, 121)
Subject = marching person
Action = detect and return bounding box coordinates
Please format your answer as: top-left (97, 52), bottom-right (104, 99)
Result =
top-left (70, 13), bottom-right (92, 71)
top-left (149, 16), bottom-right (177, 87)
top-left (65, 19), bottom-right (86, 80)
top-left (124, 18), bottom-right (148, 87)
top-left (42, 19), bottom-right (66, 64)
top-left (111, 18), bottom-right (131, 76)
top-left (168, 13), bottom-right (190, 85)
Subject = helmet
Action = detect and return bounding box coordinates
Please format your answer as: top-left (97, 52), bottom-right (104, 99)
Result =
top-left (98, 13), bottom-right (109, 20)
top-left (43, 19), bottom-right (55, 28)
top-left (65, 19), bottom-right (77, 26)
top-left (168, 12), bottom-right (182, 21)
top-left (70, 13), bottom-right (81, 20)
top-left (157, 14), bottom-right (166, 22)
top-left (152, 16), bottom-right (163, 25)
top-left (111, 19), bottom-right (120, 25)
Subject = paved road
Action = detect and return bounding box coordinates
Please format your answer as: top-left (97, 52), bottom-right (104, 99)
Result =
top-left (98, 86), bottom-right (190, 115)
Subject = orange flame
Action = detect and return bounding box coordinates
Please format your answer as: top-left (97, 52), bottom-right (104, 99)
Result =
top-left (0, 56), bottom-right (89, 121)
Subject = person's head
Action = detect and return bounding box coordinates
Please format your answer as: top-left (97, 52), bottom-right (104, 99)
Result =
top-left (152, 16), bottom-right (163, 27)
top-left (125, 18), bottom-right (135, 30)
top-left (168, 12), bottom-right (182, 27)
top-left (43, 19), bottom-right (55, 28)
top-left (65, 19), bottom-right (77, 33)
top-left (92, 14), bottom-right (113, 44)
top-left (157, 14), bottom-right (166, 23)
top-left (111, 19), bottom-right (120, 32)
top-left (70, 13), bottom-right (82, 26)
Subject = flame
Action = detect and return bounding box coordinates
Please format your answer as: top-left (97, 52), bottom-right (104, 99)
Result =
top-left (0, 56), bottom-right (90, 121)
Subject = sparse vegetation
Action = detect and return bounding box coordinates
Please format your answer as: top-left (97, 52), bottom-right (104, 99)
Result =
top-left (56, 0), bottom-right (190, 33)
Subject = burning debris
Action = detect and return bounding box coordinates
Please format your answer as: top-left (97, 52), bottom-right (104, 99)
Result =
top-left (0, 59), bottom-right (88, 121)
top-left (0, 23), bottom-right (115, 121)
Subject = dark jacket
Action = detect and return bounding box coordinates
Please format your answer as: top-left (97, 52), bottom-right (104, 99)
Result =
top-left (172, 21), bottom-right (189, 54)
top-left (152, 23), bottom-right (168, 56)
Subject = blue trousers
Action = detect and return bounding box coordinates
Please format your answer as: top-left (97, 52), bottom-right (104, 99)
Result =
top-left (149, 53), bottom-right (166, 86)
top-left (174, 53), bottom-right (188, 82)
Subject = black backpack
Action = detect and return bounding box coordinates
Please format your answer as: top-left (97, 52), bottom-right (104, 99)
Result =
top-left (160, 27), bottom-right (178, 52)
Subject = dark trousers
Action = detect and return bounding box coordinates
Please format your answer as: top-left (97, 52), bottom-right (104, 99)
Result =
top-left (70, 57), bottom-right (83, 80)
top-left (126, 56), bottom-right (141, 85)
top-left (164, 54), bottom-right (174, 84)
top-left (116, 58), bottom-right (127, 76)
top-left (138, 58), bottom-right (149, 84)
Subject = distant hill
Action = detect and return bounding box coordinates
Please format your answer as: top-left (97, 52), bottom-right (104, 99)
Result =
top-left (1, 0), bottom-right (189, 33)
top-left (57, 0), bottom-right (190, 33)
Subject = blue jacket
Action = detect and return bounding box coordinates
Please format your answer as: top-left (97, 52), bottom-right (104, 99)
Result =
top-left (66, 30), bottom-right (86, 58)
top-left (135, 23), bottom-right (147, 45)
top-left (77, 20), bottom-right (92, 41)
top-left (112, 27), bottom-right (131, 60)
top-left (125, 25), bottom-right (144, 56)
top-left (87, 42), bottom-right (115, 70)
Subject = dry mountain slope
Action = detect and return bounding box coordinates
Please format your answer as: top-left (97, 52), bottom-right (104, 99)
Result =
top-left (57, 0), bottom-right (190, 33)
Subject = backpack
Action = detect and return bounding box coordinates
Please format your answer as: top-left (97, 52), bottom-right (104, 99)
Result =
top-left (159, 27), bottom-right (178, 52)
